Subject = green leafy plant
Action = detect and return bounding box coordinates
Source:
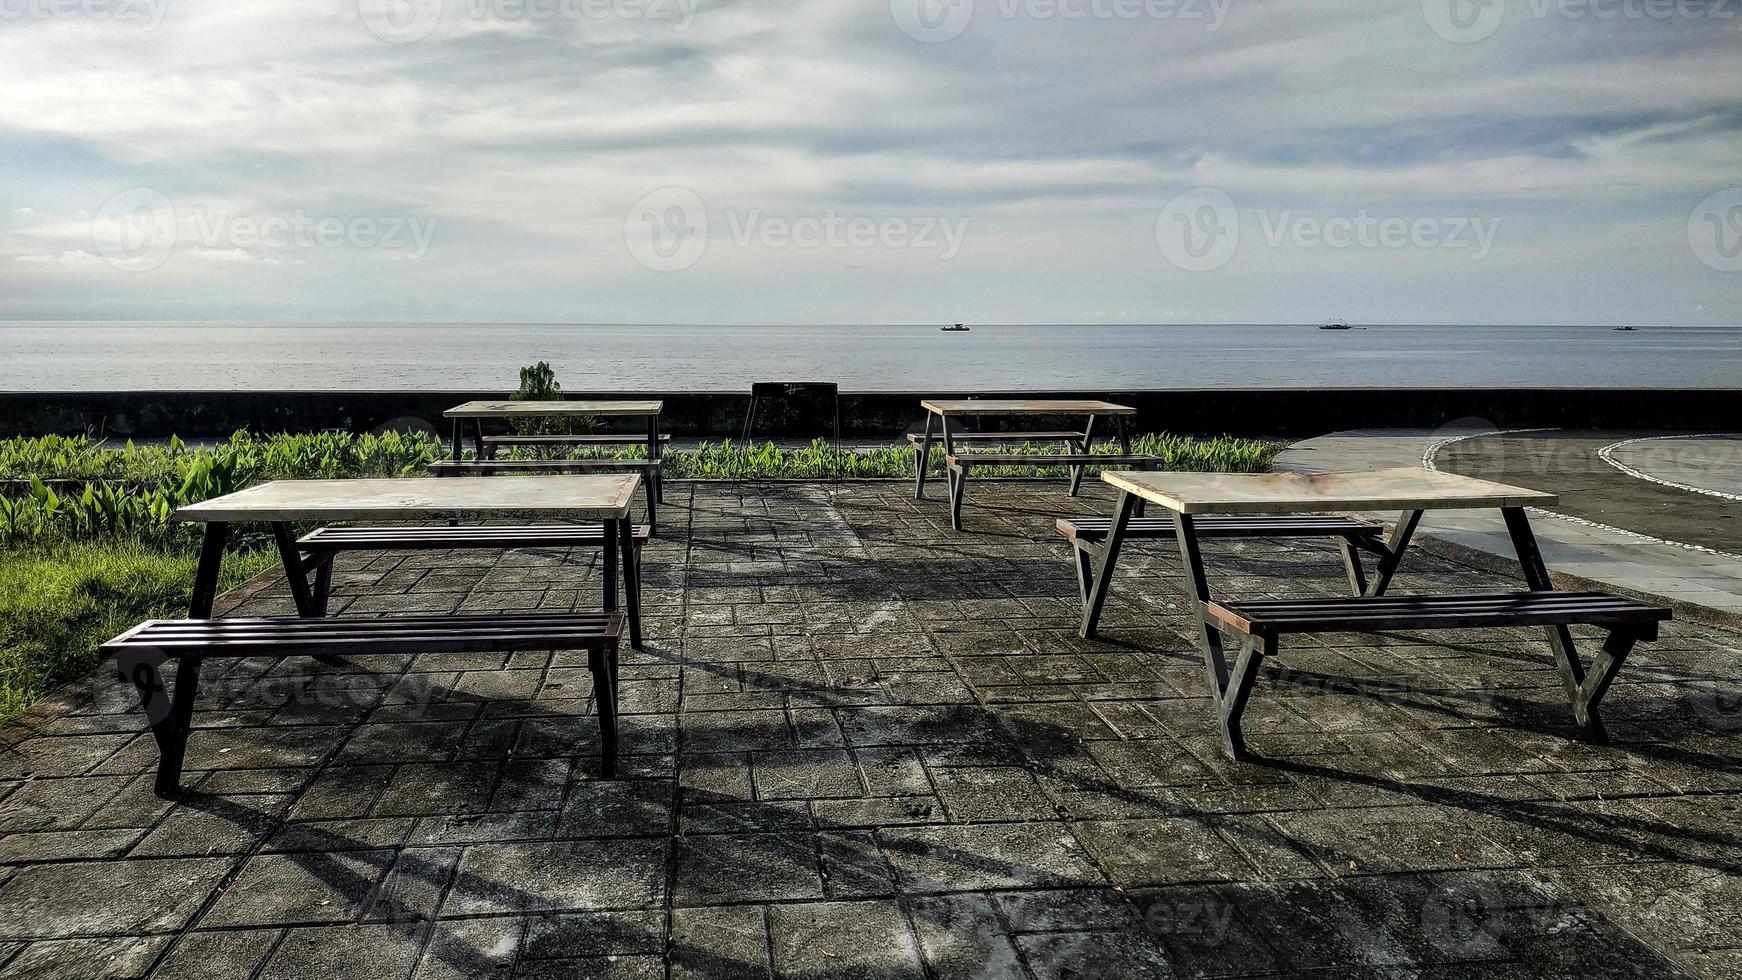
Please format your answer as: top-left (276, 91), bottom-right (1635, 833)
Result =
top-left (509, 361), bottom-right (597, 439)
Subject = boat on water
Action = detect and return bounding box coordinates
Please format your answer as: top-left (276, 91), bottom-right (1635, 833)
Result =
top-left (942, 323), bottom-right (970, 332)
top-left (1614, 325), bottom-right (1639, 332)
top-left (1320, 320), bottom-right (1353, 331)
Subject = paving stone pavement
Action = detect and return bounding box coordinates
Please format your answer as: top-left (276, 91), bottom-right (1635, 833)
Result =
top-left (1, 481), bottom-right (1740, 979)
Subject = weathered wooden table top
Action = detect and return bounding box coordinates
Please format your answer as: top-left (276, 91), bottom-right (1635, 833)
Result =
top-left (1101, 467), bottom-right (1558, 515)
top-left (174, 476), bottom-right (641, 522)
top-left (444, 400), bottom-right (665, 418)
top-left (920, 399), bottom-right (1136, 416)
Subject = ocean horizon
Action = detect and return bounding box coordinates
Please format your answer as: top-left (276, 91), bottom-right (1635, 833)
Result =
top-left (4, 321), bottom-right (1738, 392)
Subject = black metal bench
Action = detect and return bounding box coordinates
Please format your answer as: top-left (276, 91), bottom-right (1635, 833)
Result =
top-left (480, 435), bottom-right (671, 504)
top-left (1056, 515), bottom-right (1387, 607)
top-left (1199, 591), bottom-right (1671, 758)
top-left (909, 431), bottom-right (1084, 496)
top-left (426, 458), bottom-right (661, 534)
top-left (943, 453), bottom-right (1161, 531)
top-left (102, 612), bottom-right (625, 797)
top-left (294, 525), bottom-right (649, 646)
top-left (481, 433), bottom-right (671, 453)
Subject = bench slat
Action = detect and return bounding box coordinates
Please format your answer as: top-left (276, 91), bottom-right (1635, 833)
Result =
top-left (948, 454), bottom-right (1159, 467)
top-left (1207, 591), bottom-right (1669, 635)
top-left (482, 434), bottom-right (670, 445)
top-left (102, 613), bottom-right (621, 658)
top-left (429, 459), bottom-right (655, 471)
top-left (1057, 516), bottom-right (1381, 542)
top-left (908, 432), bottom-right (1085, 443)
top-left (298, 525), bottom-right (649, 551)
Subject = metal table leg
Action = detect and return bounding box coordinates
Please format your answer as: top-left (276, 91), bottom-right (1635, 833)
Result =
top-left (189, 522), bottom-right (229, 619)
top-left (913, 412), bottom-right (936, 500)
top-left (1078, 490), bottom-right (1137, 638)
top-left (1501, 506), bottom-right (1626, 739)
top-left (1172, 511), bottom-right (1267, 759)
top-left (617, 516), bottom-right (643, 649)
top-left (1365, 510), bottom-right (1423, 597)
top-left (271, 522), bottom-right (319, 618)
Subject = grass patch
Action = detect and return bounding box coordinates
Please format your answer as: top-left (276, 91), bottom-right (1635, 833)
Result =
top-left (0, 541), bottom-right (275, 718)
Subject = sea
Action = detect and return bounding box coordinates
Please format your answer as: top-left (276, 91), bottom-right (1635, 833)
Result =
top-left (2, 322), bottom-right (1737, 391)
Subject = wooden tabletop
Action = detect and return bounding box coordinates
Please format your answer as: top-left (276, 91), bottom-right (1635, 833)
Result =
top-left (921, 399), bottom-right (1136, 416)
top-left (1101, 467), bottom-right (1558, 515)
top-left (445, 400), bottom-right (664, 418)
top-left (174, 476), bottom-right (641, 523)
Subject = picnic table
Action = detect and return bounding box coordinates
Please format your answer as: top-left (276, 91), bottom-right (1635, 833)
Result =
top-left (172, 475), bottom-right (643, 646)
top-left (913, 399), bottom-right (1156, 530)
top-left (1076, 467), bottom-right (1669, 757)
top-left (441, 399), bottom-right (667, 531)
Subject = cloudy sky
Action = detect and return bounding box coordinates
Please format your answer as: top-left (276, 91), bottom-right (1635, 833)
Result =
top-left (1, 0), bottom-right (1738, 324)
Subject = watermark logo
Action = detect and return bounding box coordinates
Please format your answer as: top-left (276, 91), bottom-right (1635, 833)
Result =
top-left (1157, 190), bottom-right (1502, 272)
top-left (892, 0), bottom-right (1228, 40)
top-left (1689, 187), bottom-right (1742, 273)
top-left (89, 190), bottom-right (440, 270)
top-left (92, 187), bottom-right (176, 273)
top-left (890, 0), bottom-right (974, 41)
top-left (625, 186), bottom-right (708, 272)
top-left (624, 188), bottom-right (970, 271)
top-left (723, 209), bottom-right (969, 259)
top-left (359, 0), bottom-right (443, 42)
top-left (1155, 188), bottom-right (1238, 272)
top-left (0, 0), bottom-right (171, 28)
top-left (361, 0), bottom-right (701, 42)
top-left (1421, 0), bottom-right (1507, 42)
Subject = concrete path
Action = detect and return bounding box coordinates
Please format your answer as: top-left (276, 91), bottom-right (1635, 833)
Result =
top-left (1276, 428), bottom-right (1742, 619)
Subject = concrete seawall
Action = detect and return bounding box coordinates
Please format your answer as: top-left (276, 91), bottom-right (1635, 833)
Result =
top-left (1, 388), bottom-right (1736, 439)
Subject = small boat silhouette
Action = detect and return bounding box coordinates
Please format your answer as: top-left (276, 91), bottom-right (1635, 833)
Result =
top-left (941, 323), bottom-right (971, 332)
top-left (1320, 320), bottom-right (1353, 331)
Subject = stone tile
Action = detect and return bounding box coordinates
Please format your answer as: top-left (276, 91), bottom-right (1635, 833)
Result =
top-left (413, 916), bottom-right (521, 979)
top-left (152, 929), bottom-right (278, 980)
top-left (199, 849), bottom-right (396, 927)
top-left (257, 922), bottom-right (426, 980)
top-left (0, 857), bottom-right (235, 939)
top-left (0, 935), bottom-right (168, 979)
top-left (768, 900), bottom-right (926, 980)
top-left (879, 824), bottom-right (1103, 893)
top-left (909, 893), bottom-right (1026, 980)
top-left (674, 832), bottom-right (825, 905)
top-left (444, 838), bottom-right (666, 914)
top-left (670, 904), bottom-right (770, 980)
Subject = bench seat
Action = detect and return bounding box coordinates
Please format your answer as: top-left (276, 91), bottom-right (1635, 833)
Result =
top-left (907, 431), bottom-right (1085, 444)
top-left (941, 453), bottom-right (1161, 531)
top-left (103, 613), bottom-right (625, 797)
top-left (298, 524), bottom-right (650, 552)
top-left (945, 453), bottom-right (1158, 468)
top-left (1056, 515), bottom-right (1382, 544)
top-left (1207, 591), bottom-right (1670, 636)
top-left (482, 434), bottom-right (670, 447)
top-left (429, 458), bottom-right (656, 473)
top-left (1196, 590), bottom-right (1670, 758)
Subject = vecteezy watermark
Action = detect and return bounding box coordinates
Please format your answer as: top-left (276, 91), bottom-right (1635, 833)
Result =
top-left (890, 0), bottom-right (1229, 42)
top-left (90, 188), bottom-right (439, 272)
top-left (358, 0), bottom-right (701, 43)
top-left (1422, 0), bottom-right (1735, 42)
top-left (623, 187), bottom-right (971, 272)
top-left (1689, 187), bottom-right (1742, 273)
top-left (0, 0), bottom-right (171, 28)
top-left (1155, 188), bottom-right (1501, 272)
top-left (624, 186), bottom-right (708, 273)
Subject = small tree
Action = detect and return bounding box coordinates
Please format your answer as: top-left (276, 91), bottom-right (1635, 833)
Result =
top-left (509, 361), bottom-right (597, 437)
